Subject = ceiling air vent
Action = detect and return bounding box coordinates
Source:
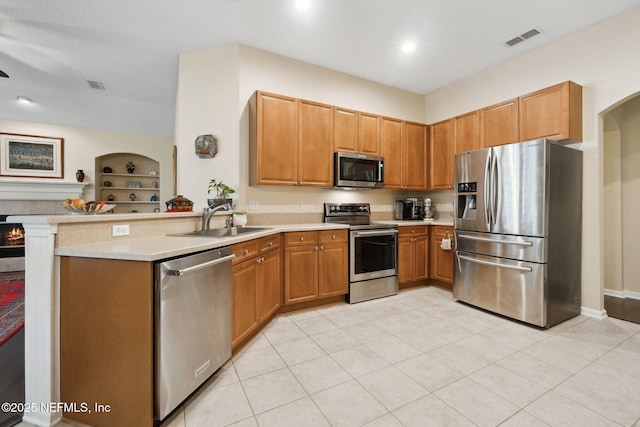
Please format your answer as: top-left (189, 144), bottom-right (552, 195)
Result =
top-left (0, 69), bottom-right (8, 78)
top-left (87, 80), bottom-right (105, 90)
top-left (505, 28), bottom-right (540, 47)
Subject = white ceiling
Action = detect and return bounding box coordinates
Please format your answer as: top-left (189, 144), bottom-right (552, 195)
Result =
top-left (2, 0), bottom-right (640, 136)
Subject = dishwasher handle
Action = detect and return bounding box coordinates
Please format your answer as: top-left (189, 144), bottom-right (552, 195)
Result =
top-left (166, 253), bottom-right (236, 276)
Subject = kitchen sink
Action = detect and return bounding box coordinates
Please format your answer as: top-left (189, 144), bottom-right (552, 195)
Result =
top-left (172, 227), bottom-right (271, 238)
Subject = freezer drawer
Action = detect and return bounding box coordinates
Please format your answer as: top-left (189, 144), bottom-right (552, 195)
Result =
top-left (453, 251), bottom-right (547, 327)
top-left (455, 230), bottom-right (546, 263)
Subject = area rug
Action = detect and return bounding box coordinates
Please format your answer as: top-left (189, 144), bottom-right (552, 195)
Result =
top-left (0, 272), bottom-right (25, 346)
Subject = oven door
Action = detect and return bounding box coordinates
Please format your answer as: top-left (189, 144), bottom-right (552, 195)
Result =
top-left (350, 229), bottom-right (397, 282)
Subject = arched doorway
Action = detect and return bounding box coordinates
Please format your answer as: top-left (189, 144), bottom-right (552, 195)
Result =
top-left (603, 94), bottom-right (640, 323)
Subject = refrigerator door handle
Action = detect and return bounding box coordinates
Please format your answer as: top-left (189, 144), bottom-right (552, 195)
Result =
top-left (484, 153), bottom-right (492, 226)
top-left (457, 253), bottom-right (533, 272)
top-left (457, 233), bottom-right (533, 246)
top-left (490, 153), bottom-right (498, 225)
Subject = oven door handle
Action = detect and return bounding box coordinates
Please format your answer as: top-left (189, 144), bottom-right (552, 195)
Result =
top-left (352, 229), bottom-right (398, 237)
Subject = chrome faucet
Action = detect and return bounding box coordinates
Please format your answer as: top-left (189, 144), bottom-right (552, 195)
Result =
top-left (202, 203), bottom-right (232, 231)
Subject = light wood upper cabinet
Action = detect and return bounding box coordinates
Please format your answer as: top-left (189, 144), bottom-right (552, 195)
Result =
top-left (251, 92), bottom-right (332, 187)
top-left (358, 112), bottom-right (381, 155)
top-left (381, 117), bottom-right (403, 189)
top-left (480, 98), bottom-right (519, 148)
top-left (252, 91), bottom-right (298, 185)
top-left (333, 107), bottom-right (358, 153)
top-left (402, 121), bottom-right (428, 190)
top-left (519, 81), bottom-right (582, 142)
top-left (454, 110), bottom-right (480, 154)
top-left (298, 99), bottom-right (334, 186)
top-left (334, 109), bottom-right (381, 156)
top-left (429, 119), bottom-right (453, 190)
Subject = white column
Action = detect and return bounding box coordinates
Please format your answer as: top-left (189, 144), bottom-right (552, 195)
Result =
top-left (21, 222), bottom-right (61, 427)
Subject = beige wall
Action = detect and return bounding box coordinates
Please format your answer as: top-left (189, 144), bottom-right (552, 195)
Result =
top-left (175, 44), bottom-right (432, 215)
top-left (0, 119), bottom-right (173, 212)
top-left (423, 7), bottom-right (640, 313)
top-left (603, 113), bottom-right (623, 293)
top-left (620, 97), bottom-right (640, 295)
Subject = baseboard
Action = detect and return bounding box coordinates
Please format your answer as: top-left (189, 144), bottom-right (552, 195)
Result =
top-left (581, 306), bottom-right (608, 320)
top-left (604, 288), bottom-right (640, 300)
top-left (604, 288), bottom-right (625, 298)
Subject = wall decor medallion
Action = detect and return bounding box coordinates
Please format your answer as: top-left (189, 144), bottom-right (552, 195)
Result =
top-left (0, 133), bottom-right (64, 178)
top-left (195, 134), bottom-right (218, 158)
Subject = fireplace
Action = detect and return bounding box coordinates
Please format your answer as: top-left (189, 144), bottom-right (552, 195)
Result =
top-left (0, 215), bottom-right (25, 263)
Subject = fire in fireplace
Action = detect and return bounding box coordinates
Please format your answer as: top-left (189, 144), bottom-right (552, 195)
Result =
top-left (0, 216), bottom-right (25, 258)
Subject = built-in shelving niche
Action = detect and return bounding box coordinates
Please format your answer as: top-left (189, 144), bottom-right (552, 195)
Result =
top-left (95, 153), bottom-right (160, 214)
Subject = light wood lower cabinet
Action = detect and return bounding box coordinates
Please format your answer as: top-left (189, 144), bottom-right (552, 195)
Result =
top-left (284, 230), bottom-right (348, 304)
top-left (232, 235), bottom-right (281, 348)
top-left (398, 225), bottom-right (429, 284)
top-left (60, 257), bottom-right (154, 427)
top-left (430, 226), bottom-right (455, 285)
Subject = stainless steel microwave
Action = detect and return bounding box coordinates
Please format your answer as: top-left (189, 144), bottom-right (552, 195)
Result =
top-left (334, 152), bottom-right (384, 189)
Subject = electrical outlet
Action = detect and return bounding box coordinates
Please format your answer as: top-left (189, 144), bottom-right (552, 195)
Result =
top-left (112, 224), bottom-right (130, 237)
top-left (248, 200), bottom-right (259, 210)
top-left (297, 201), bottom-right (302, 209)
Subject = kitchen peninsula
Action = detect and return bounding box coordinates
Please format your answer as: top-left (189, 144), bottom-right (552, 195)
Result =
top-left (12, 209), bottom-right (453, 426)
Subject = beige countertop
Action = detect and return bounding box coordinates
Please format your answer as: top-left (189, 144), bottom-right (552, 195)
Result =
top-left (378, 219), bottom-right (454, 227)
top-left (55, 223), bottom-right (349, 261)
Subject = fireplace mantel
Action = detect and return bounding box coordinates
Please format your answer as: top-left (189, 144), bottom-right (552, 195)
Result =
top-left (0, 180), bottom-right (87, 201)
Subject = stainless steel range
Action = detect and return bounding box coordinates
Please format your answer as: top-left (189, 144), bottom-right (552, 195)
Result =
top-left (324, 203), bottom-right (398, 303)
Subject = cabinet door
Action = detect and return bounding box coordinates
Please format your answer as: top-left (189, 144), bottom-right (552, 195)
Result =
top-left (358, 112), bottom-right (381, 155)
top-left (334, 107), bottom-right (358, 153)
top-left (430, 227), bottom-right (455, 284)
top-left (284, 245), bottom-right (318, 304)
top-left (428, 119), bottom-right (453, 190)
top-left (397, 236), bottom-right (413, 284)
top-left (256, 92), bottom-right (298, 185)
top-left (318, 242), bottom-right (348, 298)
top-left (298, 99), bottom-right (334, 186)
top-left (257, 249), bottom-right (281, 323)
top-left (232, 259), bottom-right (259, 347)
top-left (480, 98), bottom-right (519, 148)
top-left (381, 117), bottom-right (403, 189)
top-left (403, 121), bottom-right (428, 190)
top-left (454, 110), bottom-right (480, 154)
top-left (413, 235), bottom-right (429, 281)
top-left (519, 81), bottom-right (582, 142)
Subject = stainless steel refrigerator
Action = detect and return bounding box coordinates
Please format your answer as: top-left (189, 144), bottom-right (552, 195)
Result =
top-left (453, 139), bottom-right (582, 328)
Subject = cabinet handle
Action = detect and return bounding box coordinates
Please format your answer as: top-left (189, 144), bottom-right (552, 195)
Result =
top-left (268, 241), bottom-right (273, 247)
top-left (412, 230), bottom-right (415, 234)
top-left (320, 245), bottom-right (324, 250)
top-left (257, 257), bottom-right (265, 264)
top-left (243, 249), bottom-right (249, 255)
top-left (300, 237), bottom-right (304, 242)
top-left (315, 246), bottom-right (319, 251)
top-left (332, 234), bottom-right (336, 239)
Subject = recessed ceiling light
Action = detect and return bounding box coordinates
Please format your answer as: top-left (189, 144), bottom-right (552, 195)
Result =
top-left (295, 0), bottom-right (311, 10)
top-left (17, 96), bottom-right (33, 105)
top-left (401, 41), bottom-right (417, 53)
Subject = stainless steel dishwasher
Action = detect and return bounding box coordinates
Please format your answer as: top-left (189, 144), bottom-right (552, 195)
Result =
top-left (154, 246), bottom-right (234, 421)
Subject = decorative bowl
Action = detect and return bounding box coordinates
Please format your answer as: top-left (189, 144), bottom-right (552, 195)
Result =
top-left (62, 202), bottom-right (116, 215)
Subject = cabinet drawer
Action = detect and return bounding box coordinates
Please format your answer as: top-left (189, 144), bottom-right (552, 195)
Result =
top-left (398, 225), bottom-right (428, 237)
top-left (319, 229), bottom-right (348, 244)
top-left (232, 240), bottom-right (259, 264)
top-left (259, 234), bottom-right (281, 253)
top-left (284, 231), bottom-right (318, 246)
top-left (432, 226), bottom-right (453, 239)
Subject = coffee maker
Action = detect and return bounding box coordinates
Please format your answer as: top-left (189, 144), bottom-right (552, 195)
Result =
top-left (394, 198), bottom-right (424, 220)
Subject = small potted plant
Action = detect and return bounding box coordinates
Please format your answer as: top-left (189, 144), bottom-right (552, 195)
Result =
top-left (232, 210), bottom-right (248, 227)
top-left (207, 179), bottom-right (235, 208)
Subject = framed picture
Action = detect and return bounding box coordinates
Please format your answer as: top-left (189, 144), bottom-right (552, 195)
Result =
top-left (0, 133), bottom-right (64, 178)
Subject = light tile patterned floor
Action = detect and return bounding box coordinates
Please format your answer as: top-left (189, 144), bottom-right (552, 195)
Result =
top-left (18, 286), bottom-right (640, 427)
top-left (154, 286), bottom-right (640, 427)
